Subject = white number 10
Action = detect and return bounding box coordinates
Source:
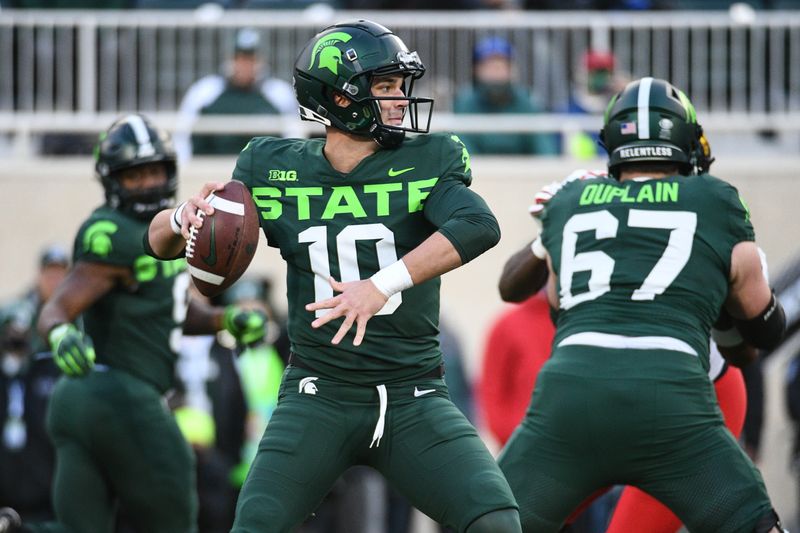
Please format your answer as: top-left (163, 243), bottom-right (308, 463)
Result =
top-left (559, 209), bottom-right (697, 310)
top-left (299, 223), bottom-right (402, 317)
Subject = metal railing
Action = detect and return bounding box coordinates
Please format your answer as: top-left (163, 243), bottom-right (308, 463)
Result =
top-left (1, 9), bottom-right (799, 154)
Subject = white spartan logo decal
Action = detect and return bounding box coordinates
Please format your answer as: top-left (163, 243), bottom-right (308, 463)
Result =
top-left (299, 377), bottom-right (319, 395)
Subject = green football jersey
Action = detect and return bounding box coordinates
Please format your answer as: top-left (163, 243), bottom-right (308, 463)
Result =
top-left (540, 174), bottom-right (754, 372)
top-left (73, 206), bottom-right (188, 393)
top-left (233, 132), bottom-right (475, 384)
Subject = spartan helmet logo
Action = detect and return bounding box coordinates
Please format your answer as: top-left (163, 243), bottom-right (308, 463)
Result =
top-left (309, 32), bottom-right (353, 75)
top-left (299, 377), bottom-right (319, 395)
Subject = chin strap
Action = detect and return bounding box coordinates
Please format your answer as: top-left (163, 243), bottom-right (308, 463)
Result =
top-left (371, 125), bottom-right (406, 149)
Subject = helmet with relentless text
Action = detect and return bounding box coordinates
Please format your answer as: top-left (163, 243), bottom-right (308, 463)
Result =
top-left (600, 77), bottom-right (712, 177)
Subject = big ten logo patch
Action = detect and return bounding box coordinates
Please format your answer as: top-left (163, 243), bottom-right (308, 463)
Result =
top-left (269, 170), bottom-right (298, 182)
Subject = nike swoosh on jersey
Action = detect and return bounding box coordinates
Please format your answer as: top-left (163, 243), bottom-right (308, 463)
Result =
top-left (388, 167), bottom-right (415, 177)
top-left (413, 386), bottom-right (436, 397)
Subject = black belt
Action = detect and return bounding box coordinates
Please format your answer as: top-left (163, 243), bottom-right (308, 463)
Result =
top-left (288, 353), bottom-right (445, 379)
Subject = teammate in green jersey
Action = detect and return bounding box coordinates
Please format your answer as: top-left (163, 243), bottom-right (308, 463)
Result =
top-left (496, 77), bottom-right (787, 533)
top-left (147, 19), bottom-right (521, 533)
top-left (22, 115), bottom-right (265, 533)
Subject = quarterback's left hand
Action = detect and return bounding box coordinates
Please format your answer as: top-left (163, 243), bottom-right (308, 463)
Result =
top-left (528, 169), bottom-right (607, 218)
top-left (305, 277), bottom-right (387, 346)
top-left (223, 306), bottom-right (267, 347)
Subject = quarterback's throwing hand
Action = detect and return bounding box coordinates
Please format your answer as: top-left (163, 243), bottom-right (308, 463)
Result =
top-left (49, 323), bottom-right (96, 377)
top-left (177, 182), bottom-right (225, 240)
top-left (306, 277), bottom-right (388, 346)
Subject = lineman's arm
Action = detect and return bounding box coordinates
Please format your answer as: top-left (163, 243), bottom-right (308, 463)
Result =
top-left (498, 240), bottom-right (549, 302)
top-left (37, 262), bottom-right (126, 376)
top-left (146, 182), bottom-right (225, 259)
top-left (498, 169), bottom-right (605, 303)
top-left (723, 241), bottom-right (786, 351)
top-left (184, 293), bottom-right (267, 347)
top-left (37, 262), bottom-right (124, 337)
top-left (183, 298), bottom-right (224, 336)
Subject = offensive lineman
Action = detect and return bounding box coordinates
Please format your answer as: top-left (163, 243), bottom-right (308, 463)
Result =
top-left (147, 20), bottom-right (521, 533)
top-left (500, 170), bottom-right (756, 532)
top-left (496, 78), bottom-right (787, 532)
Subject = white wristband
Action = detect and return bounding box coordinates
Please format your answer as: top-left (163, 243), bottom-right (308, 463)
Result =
top-left (170, 202), bottom-right (187, 235)
top-left (370, 260), bottom-right (414, 298)
top-left (711, 326), bottom-right (744, 348)
top-left (530, 237), bottom-right (547, 260)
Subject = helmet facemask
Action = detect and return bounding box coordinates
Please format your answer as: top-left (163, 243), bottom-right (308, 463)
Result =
top-left (363, 68), bottom-right (433, 148)
top-left (103, 163), bottom-right (178, 220)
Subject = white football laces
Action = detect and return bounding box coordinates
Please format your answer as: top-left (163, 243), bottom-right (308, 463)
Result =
top-left (185, 191), bottom-right (217, 259)
top-left (184, 210), bottom-right (203, 259)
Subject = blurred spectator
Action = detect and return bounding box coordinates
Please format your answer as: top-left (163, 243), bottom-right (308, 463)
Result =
top-left (0, 306), bottom-right (60, 523)
top-left (563, 50), bottom-right (628, 160)
top-left (0, 245), bottom-right (67, 522)
top-left (215, 279), bottom-right (286, 488)
top-left (440, 319), bottom-right (474, 422)
top-left (748, 250), bottom-right (800, 466)
top-left (478, 292), bottom-right (555, 446)
top-left (0, 245), bottom-right (69, 359)
top-left (173, 28), bottom-right (301, 164)
top-left (453, 36), bottom-right (559, 156)
top-left (174, 333), bottom-right (247, 530)
top-left (173, 405), bottom-right (237, 533)
top-left (777, 253), bottom-right (800, 476)
top-left (174, 275), bottom-right (290, 531)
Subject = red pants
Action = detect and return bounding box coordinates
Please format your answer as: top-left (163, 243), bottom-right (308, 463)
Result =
top-left (604, 366), bottom-right (747, 533)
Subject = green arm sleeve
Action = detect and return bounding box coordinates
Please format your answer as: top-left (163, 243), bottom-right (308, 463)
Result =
top-left (423, 179), bottom-right (501, 264)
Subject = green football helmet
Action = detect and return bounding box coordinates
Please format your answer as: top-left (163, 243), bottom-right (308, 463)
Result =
top-left (599, 77), bottom-right (713, 178)
top-left (95, 114), bottom-right (178, 219)
top-left (293, 19), bottom-right (433, 148)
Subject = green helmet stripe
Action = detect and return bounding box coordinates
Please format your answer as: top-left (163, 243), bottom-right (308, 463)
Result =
top-left (637, 76), bottom-right (653, 139)
top-left (677, 90), bottom-right (697, 123)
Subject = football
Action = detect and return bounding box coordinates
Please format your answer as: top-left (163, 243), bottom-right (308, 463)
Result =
top-left (185, 180), bottom-right (260, 298)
